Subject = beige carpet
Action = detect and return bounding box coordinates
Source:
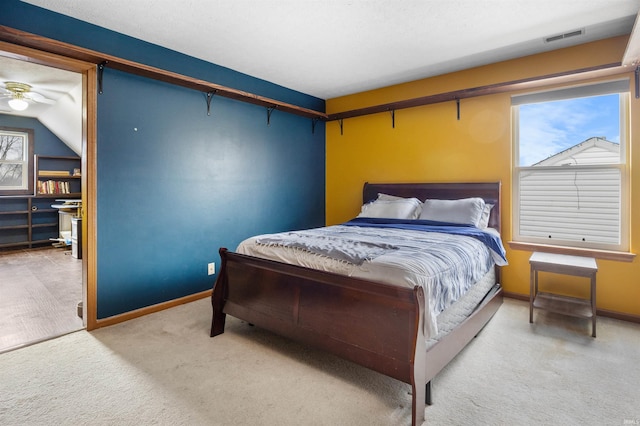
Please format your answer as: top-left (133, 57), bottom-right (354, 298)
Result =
top-left (0, 298), bottom-right (638, 425)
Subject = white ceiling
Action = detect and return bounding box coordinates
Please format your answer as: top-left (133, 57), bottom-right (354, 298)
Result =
top-left (17, 0), bottom-right (640, 100)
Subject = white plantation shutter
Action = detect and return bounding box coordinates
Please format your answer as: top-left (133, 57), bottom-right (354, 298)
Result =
top-left (513, 80), bottom-right (629, 251)
top-left (518, 166), bottom-right (621, 245)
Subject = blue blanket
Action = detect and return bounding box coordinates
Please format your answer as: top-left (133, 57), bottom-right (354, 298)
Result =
top-left (342, 217), bottom-right (508, 265)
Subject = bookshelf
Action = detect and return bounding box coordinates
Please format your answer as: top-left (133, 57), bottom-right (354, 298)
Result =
top-left (0, 155), bottom-right (81, 250)
top-left (34, 155), bottom-right (81, 198)
top-left (0, 197), bottom-right (60, 249)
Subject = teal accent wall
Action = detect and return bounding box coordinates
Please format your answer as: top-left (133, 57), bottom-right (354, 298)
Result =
top-left (3, 1), bottom-right (326, 318)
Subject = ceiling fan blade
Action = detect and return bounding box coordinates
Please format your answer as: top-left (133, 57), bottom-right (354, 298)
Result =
top-left (26, 92), bottom-right (56, 104)
top-left (30, 82), bottom-right (73, 94)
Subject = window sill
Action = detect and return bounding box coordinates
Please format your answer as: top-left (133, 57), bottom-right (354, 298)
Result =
top-left (508, 241), bottom-right (636, 262)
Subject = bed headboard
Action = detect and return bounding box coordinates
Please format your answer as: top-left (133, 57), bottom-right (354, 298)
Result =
top-left (362, 181), bottom-right (501, 232)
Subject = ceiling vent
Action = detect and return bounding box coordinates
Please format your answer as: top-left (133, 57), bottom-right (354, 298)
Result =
top-left (544, 29), bottom-right (585, 43)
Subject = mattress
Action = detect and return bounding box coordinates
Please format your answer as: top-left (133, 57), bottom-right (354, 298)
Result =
top-left (426, 267), bottom-right (497, 349)
top-left (236, 221), bottom-right (504, 339)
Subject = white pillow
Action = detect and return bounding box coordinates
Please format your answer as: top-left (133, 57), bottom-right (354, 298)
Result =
top-left (377, 193), bottom-right (407, 201)
top-left (478, 203), bottom-right (494, 229)
top-left (358, 197), bottom-right (422, 219)
top-left (419, 197), bottom-right (486, 226)
top-left (375, 193), bottom-right (423, 217)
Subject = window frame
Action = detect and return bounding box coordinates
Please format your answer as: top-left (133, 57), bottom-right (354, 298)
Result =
top-left (511, 81), bottom-right (630, 253)
top-left (0, 126), bottom-right (34, 196)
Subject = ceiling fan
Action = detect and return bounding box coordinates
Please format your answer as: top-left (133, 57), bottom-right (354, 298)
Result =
top-left (0, 81), bottom-right (56, 111)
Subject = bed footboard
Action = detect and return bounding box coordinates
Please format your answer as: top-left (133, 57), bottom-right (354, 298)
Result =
top-left (211, 247), bottom-right (427, 425)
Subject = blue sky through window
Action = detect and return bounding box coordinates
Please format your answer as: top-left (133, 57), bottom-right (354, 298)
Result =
top-left (518, 94), bottom-right (620, 166)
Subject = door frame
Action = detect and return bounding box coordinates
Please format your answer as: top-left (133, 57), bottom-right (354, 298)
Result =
top-left (0, 41), bottom-right (98, 330)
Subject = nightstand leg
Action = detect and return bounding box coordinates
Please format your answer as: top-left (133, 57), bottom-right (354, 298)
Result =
top-left (529, 267), bottom-right (535, 323)
top-left (591, 275), bottom-right (597, 338)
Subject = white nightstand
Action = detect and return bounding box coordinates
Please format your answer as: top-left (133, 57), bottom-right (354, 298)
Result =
top-left (529, 252), bottom-right (598, 337)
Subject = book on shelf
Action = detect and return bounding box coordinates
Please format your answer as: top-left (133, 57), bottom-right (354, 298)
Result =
top-left (37, 180), bottom-right (72, 195)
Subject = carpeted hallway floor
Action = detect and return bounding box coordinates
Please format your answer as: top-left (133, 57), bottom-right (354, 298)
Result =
top-left (0, 297), bottom-right (638, 425)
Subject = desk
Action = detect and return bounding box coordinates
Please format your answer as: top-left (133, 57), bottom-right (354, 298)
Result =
top-left (529, 252), bottom-right (597, 337)
top-left (51, 199), bottom-right (81, 257)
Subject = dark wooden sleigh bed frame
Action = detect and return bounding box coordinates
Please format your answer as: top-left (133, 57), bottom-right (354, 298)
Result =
top-left (211, 182), bottom-right (503, 425)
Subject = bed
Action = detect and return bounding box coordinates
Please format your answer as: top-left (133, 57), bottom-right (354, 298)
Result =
top-left (210, 181), bottom-right (505, 425)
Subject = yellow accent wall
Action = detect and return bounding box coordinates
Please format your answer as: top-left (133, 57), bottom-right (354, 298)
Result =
top-left (326, 35), bottom-right (640, 318)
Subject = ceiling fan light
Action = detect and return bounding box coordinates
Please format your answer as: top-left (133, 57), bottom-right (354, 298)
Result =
top-left (8, 98), bottom-right (28, 111)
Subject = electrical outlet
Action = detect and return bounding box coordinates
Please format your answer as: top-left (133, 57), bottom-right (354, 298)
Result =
top-left (208, 262), bottom-right (215, 275)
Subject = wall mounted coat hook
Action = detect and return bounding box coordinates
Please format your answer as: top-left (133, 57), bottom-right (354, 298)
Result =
top-left (311, 118), bottom-right (319, 134)
top-left (339, 119), bottom-right (344, 135)
top-left (267, 106), bottom-right (276, 126)
top-left (389, 109), bottom-right (395, 128)
top-left (205, 90), bottom-right (218, 116)
top-left (456, 98), bottom-right (461, 120)
top-left (97, 61), bottom-right (108, 94)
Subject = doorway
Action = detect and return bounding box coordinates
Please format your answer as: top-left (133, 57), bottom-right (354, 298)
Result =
top-left (0, 42), bottom-right (96, 352)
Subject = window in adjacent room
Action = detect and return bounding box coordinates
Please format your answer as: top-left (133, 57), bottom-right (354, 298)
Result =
top-left (0, 127), bottom-right (34, 196)
top-left (512, 79), bottom-right (630, 252)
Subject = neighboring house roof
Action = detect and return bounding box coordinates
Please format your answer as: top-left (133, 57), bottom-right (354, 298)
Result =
top-left (533, 137), bottom-right (619, 166)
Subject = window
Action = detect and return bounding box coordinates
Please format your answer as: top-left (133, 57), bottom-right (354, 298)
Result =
top-left (0, 127), bottom-right (34, 196)
top-left (512, 80), bottom-right (630, 252)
